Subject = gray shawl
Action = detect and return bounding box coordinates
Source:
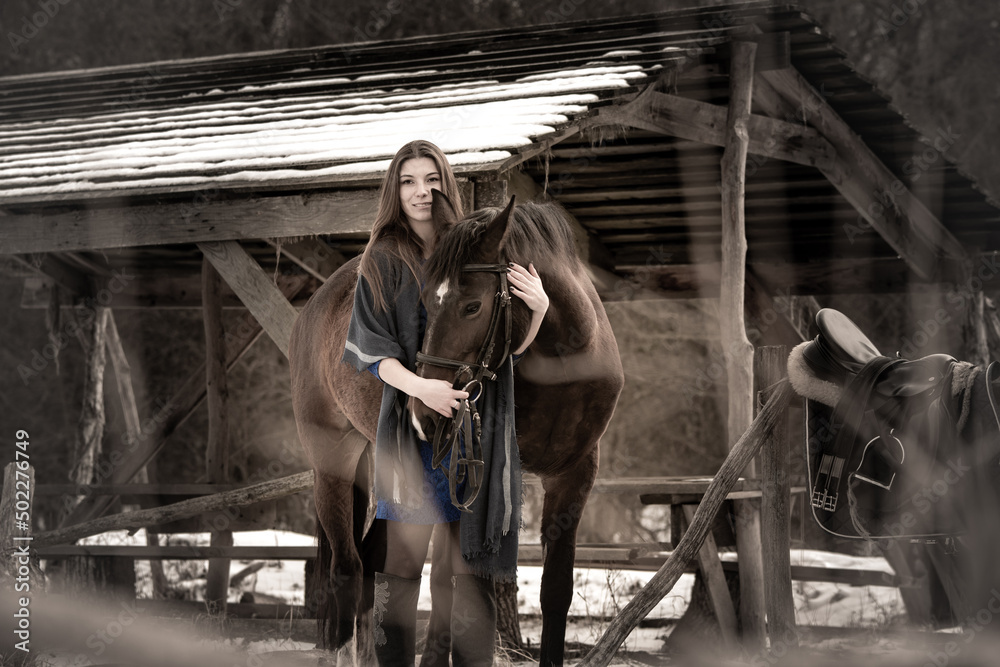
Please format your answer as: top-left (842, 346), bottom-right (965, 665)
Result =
top-left (342, 248), bottom-right (520, 581)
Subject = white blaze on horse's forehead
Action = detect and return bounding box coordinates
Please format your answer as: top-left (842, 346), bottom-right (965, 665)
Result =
top-left (435, 279), bottom-right (450, 305)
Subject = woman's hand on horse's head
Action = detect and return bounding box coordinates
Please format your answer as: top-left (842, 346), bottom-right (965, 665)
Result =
top-left (508, 262), bottom-right (549, 314)
top-left (418, 378), bottom-right (470, 418)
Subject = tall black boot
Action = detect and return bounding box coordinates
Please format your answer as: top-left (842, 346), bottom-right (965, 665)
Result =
top-left (373, 572), bottom-right (421, 667)
top-left (450, 574), bottom-right (497, 667)
top-left (418, 566), bottom-right (453, 667)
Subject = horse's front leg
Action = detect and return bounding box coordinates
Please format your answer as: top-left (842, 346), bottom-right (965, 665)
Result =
top-left (538, 448), bottom-right (599, 667)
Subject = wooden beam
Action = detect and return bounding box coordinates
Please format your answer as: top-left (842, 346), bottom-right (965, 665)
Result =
top-left (473, 178), bottom-right (509, 210)
top-left (198, 241), bottom-right (299, 357)
top-left (753, 68), bottom-right (968, 281)
top-left (34, 471), bottom-right (315, 548)
top-left (20, 272), bottom-right (310, 310)
top-left (265, 238), bottom-right (347, 282)
top-left (614, 257), bottom-right (924, 297)
top-left (10, 253), bottom-right (93, 297)
top-left (719, 39), bottom-right (765, 651)
top-left (57, 274), bottom-right (310, 529)
top-left (36, 545), bottom-right (318, 560)
top-left (579, 381), bottom-right (793, 667)
top-left (0, 189), bottom-right (379, 254)
top-left (682, 504), bottom-right (739, 649)
top-left (591, 90), bottom-right (836, 171)
top-left (36, 482), bottom-right (267, 495)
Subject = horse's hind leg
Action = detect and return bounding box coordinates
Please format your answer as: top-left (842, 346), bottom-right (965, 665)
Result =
top-left (314, 470), bottom-right (364, 657)
top-left (538, 448), bottom-right (599, 667)
top-left (308, 428), bottom-right (370, 663)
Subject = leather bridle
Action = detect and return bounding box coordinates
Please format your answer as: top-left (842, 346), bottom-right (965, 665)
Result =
top-left (415, 263), bottom-right (513, 513)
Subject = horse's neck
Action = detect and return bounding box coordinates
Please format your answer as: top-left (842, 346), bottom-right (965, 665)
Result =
top-left (532, 267), bottom-right (599, 357)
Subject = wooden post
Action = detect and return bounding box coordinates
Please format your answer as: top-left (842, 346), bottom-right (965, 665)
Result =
top-left (105, 314), bottom-right (168, 598)
top-left (757, 346), bottom-right (796, 647)
top-left (198, 240), bottom-right (299, 356)
top-left (69, 307), bottom-right (110, 494)
top-left (968, 291), bottom-right (990, 368)
top-left (682, 505), bottom-right (739, 649)
top-left (0, 462), bottom-right (36, 584)
top-left (720, 38), bottom-right (766, 649)
top-left (203, 258), bottom-right (232, 613)
top-left (579, 382), bottom-right (792, 667)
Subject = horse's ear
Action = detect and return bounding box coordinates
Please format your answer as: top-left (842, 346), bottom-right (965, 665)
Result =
top-left (431, 189), bottom-right (459, 228)
top-left (481, 195), bottom-right (516, 250)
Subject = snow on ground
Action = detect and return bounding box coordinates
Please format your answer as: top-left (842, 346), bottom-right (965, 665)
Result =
top-left (57, 529), bottom-right (907, 665)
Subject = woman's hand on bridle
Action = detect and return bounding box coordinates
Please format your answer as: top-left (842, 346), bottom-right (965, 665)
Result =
top-left (417, 377), bottom-right (470, 418)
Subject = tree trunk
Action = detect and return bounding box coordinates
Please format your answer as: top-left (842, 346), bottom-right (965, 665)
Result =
top-left (70, 307), bottom-right (110, 490)
top-left (496, 579), bottom-right (524, 651)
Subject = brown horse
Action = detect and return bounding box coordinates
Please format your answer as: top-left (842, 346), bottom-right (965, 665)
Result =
top-left (289, 190), bottom-right (623, 666)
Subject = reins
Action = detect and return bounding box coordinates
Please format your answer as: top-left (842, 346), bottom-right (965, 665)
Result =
top-left (415, 263), bottom-right (513, 513)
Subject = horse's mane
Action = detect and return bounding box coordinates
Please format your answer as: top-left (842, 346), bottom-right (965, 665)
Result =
top-left (425, 201), bottom-right (579, 287)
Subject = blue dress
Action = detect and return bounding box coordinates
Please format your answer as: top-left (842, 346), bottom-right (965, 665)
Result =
top-left (368, 357), bottom-right (464, 525)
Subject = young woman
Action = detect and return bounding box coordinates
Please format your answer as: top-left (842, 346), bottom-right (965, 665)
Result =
top-left (342, 140), bottom-right (548, 666)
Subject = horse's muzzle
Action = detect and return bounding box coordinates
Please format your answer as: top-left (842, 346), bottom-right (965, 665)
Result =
top-left (408, 396), bottom-right (438, 442)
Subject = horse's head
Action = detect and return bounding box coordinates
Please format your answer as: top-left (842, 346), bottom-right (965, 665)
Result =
top-left (409, 190), bottom-right (531, 440)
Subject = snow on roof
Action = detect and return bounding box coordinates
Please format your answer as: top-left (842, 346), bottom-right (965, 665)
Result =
top-left (0, 65), bottom-right (647, 203)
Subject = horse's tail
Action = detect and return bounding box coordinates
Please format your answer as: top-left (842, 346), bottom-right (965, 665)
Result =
top-left (312, 515), bottom-right (337, 649)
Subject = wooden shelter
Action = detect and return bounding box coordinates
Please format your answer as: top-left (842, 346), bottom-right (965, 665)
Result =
top-left (2, 0), bottom-right (999, 653)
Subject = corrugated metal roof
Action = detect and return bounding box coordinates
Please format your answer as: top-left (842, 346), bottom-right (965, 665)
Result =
top-left (1, 1), bottom-right (997, 296)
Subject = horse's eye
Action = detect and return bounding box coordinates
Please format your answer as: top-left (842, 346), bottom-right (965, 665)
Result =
top-left (464, 302), bottom-right (481, 316)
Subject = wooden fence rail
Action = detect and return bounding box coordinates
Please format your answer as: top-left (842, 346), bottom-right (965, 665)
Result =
top-left (32, 470), bottom-right (314, 548)
top-left (579, 379), bottom-right (793, 667)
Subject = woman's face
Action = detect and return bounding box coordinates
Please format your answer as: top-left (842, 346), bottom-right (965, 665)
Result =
top-left (398, 157), bottom-right (442, 226)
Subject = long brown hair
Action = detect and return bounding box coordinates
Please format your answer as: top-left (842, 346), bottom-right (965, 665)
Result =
top-left (359, 140), bottom-right (464, 312)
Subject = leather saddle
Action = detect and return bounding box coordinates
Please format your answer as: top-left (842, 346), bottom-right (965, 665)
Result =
top-left (790, 309), bottom-right (966, 540)
top-left (803, 308), bottom-right (956, 399)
